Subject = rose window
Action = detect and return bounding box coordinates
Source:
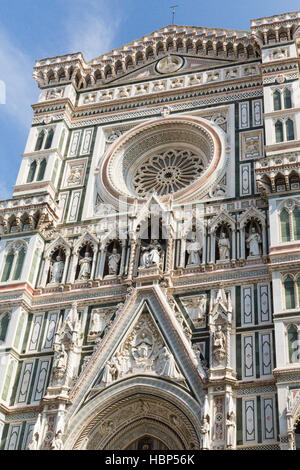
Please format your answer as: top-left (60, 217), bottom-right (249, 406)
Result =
top-left (132, 149), bottom-right (204, 197)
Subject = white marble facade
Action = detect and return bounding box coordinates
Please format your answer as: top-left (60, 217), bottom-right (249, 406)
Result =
top-left (1, 11), bottom-right (300, 451)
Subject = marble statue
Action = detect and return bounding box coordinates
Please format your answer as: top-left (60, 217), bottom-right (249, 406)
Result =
top-left (186, 240), bottom-right (201, 266)
top-left (159, 347), bottom-right (180, 379)
top-left (114, 349), bottom-right (130, 376)
top-left (246, 227), bottom-right (261, 257)
top-left (50, 255), bottom-right (64, 284)
top-left (53, 344), bottom-right (68, 373)
top-left (132, 331), bottom-right (153, 364)
top-left (213, 325), bottom-right (226, 364)
top-left (101, 360), bottom-right (117, 386)
top-left (182, 295), bottom-right (207, 324)
top-left (28, 414), bottom-right (42, 450)
top-left (200, 417), bottom-right (210, 450)
top-left (78, 251), bottom-right (92, 280)
top-left (140, 240), bottom-right (161, 268)
top-left (218, 232), bottom-right (230, 261)
top-left (51, 430), bottom-right (64, 450)
top-left (89, 310), bottom-right (106, 335)
top-left (213, 325), bottom-right (226, 351)
top-left (28, 432), bottom-right (39, 450)
top-left (108, 248), bottom-right (121, 275)
top-left (226, 412), bottom-right (235, 449)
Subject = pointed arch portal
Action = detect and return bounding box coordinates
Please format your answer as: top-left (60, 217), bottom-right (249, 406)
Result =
top-left (64, 379), bottom-right (202, 450)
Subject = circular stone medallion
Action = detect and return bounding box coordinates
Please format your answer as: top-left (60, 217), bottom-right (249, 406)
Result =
top-left (157, 55), bottom-right (183, 74)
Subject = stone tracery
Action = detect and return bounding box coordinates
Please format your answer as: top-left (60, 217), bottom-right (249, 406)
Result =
top-left (133, 149), bottom-right (205, 197)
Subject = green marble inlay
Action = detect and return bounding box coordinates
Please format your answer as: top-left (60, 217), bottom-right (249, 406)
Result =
top-left (13, 313), bottom-right (25, 350)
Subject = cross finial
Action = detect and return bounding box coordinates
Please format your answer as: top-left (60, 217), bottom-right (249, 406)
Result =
top-left (170, 5), bottom-right (178, 25)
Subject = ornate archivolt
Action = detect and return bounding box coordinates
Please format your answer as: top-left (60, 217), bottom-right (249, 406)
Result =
top-left (97, 115), bottom-right (226, 207)
top-left (63, 379), bottom-right (202, 450)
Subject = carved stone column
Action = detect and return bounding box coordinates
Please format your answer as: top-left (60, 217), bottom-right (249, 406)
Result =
top-left (68, 253), bottom-right (78, 283)
top-left (98, 246), bottom-right (107, 280)
top-left (210, 232), bottom-right (215, 264)
top-left (231, 230), bottom-right (236, 261)
top-left (127, 236), bottom-right (138, 280)
top-left (262, 225), bottom-right (267, 256)
top-left (90, 250), bottom-right (97, 279)
top-left (61, 254), bottom-right (70, 285)
top-left (119, 240), bottom-right (127, 276)
top-left (165, 237), bottom-right (175, 274)
top-left (41, 257), bottom-right (51, 286)
top-left (240, 228), bottom-right (246, 259)
top-left (179, 237), bottom-right (186, 268)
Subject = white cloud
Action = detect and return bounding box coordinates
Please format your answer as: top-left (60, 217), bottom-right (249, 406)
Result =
top-left (66, 0), bottom-right (121, 61)
top-left (0, 27), bottom-right (36, 128)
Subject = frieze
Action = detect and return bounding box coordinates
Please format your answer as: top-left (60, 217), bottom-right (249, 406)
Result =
top-left (31, 88), bottom-right (263, 129)
top-left (235, 385), bottom-right (276, 396)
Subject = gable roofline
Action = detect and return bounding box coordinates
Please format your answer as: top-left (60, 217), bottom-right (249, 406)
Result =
top-left (89, 23), bottom-right (252, 63)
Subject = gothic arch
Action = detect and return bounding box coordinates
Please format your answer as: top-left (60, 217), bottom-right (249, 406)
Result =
top-left (45, 235), bottom-right (71, 259)
top-left (63, 378), bottom-right (202, 450)
top-left (209, 211), bottom-right (235, 234)
top-left (73, 232), bottom-right (98, 255)
top-left (238, 206), bottom-right (266, 229)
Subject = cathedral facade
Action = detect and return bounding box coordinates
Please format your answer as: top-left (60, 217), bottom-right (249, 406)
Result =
top-left (0, 11), bottom-right (300, 451)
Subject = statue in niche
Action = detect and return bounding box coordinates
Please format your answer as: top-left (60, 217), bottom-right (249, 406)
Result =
top-left (159, 346), bottom-right (180, 379)
top-left (246, 226), bottom-right (261, 257)
top-left (213, 325), bottom-right (226, 364)
top-left (226, 411), bottom-right (235, 449)
top-left (200, 416), bottom-right (210, 450)
top-left (213, 325), bottom-right (226, 351)
top-left (217, 232), bottom-right (230, 261)
top-left (78, 250), bottom-right (92, 280)
top-left (50, 255), bottom-right (64, 284)
top-left (186, 236), bottom-right (202, 266)
top-left (184, 295), bottom-right (207, 324)
top-left (53, 344), bottom-right (68, 374)
top-left (140, 240), bottom-right (161, 269)
top-left (108, 248), bottom-right (121, 275)
top-left (89, 310), bottom-right (106, 336)
top-left (51, 430), bottom-right (64, 450)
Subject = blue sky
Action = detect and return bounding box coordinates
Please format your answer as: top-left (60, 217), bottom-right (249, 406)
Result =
top-left (0, 0), bottom-right (299, 200)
